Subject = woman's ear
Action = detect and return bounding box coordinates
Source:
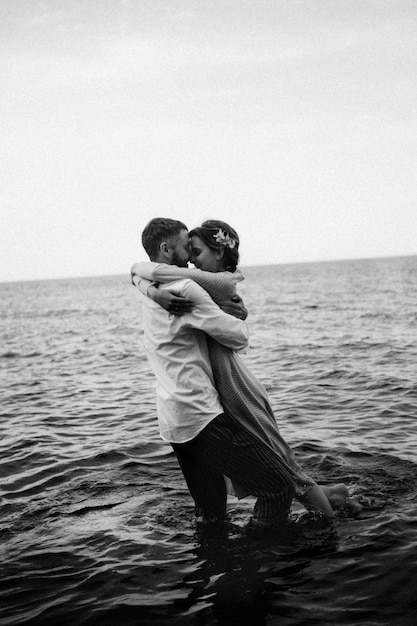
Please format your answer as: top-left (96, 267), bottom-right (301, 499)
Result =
top-left (216, 248), bottom-right (225, 261)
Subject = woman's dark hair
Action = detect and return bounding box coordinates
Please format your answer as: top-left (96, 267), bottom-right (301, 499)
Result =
top-left (142, 217), bottom-right (187, 260)
top-left (189, 220), bottom-right (240, 272)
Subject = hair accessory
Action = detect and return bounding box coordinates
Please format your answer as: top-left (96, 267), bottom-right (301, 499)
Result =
top-left (213, 228), bottom-right (236, 249)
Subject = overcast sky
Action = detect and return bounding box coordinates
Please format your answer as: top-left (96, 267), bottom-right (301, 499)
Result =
top-left (1, 0), bottom-right (416, 282)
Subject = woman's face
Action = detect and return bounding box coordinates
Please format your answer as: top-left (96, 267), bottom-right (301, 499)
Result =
top-left (190, 235), bottom-right (223, 272)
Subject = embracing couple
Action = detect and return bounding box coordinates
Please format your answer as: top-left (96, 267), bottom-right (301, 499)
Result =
top-left (132, 217), bottom-right (348, 531)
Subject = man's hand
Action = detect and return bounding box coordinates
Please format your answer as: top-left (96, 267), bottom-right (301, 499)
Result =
top-left (217, 295), bottom-right (248, 320)
top-left (148, 285), bottom-right (194, 316)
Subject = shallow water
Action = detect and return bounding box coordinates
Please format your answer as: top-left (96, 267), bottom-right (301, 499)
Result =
top-left (1, 256), bottom-right (417, 625)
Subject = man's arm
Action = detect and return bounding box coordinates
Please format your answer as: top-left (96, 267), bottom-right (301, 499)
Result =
top-left (132, 263), bottom-right (246, 318)
top-left (132, 275), bottom-right (194, 315)
top-left (177, 280), bottom-right (249, 352)
top-left (217, 295), bottom-right (248, 320)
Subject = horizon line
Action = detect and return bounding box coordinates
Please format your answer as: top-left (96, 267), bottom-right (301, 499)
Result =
top-left (1, 252), bottom-right (415, 285)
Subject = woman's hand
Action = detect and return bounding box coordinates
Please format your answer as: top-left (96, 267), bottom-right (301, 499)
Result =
top-left (148, 285), bottom-right (194, 316)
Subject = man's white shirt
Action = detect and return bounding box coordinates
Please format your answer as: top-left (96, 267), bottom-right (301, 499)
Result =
top-left (140, 278), bottom-right (249, 443)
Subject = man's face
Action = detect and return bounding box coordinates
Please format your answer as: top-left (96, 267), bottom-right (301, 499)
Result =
top-left (167, 229), bottom-right (190, 267)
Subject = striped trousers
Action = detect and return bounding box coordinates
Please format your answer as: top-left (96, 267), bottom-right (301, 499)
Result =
top-left (171, 412), bottom-right (294, 528)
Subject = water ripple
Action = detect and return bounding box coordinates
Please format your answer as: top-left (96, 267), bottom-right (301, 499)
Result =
top-left (1, 261), bottom-right (417, 625)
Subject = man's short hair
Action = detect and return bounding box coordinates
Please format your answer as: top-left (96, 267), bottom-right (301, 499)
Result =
top-left (142, 217), bottom-right (188, 260)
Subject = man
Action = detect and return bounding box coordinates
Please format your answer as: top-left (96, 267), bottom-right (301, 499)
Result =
top-left (135, 217), bottom-right (294, 529)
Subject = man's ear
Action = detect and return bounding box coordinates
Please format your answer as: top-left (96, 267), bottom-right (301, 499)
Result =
top-left (159, 241), bottom-right (170, 259)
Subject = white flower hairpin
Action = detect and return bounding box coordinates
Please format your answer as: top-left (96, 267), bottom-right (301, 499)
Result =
top-left (213, 228), bottom-right (237, 249)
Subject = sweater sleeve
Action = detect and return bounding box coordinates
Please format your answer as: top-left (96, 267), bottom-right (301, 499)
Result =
top-left (131, 262), bottom-right (243, 302)
top-left (132, 275), bottom-right (153, 296)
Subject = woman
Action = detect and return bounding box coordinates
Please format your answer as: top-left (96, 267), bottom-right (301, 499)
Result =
top-left (132, 220), bottom-right (348, 516)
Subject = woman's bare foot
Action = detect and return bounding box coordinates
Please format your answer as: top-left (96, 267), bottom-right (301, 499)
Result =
top-left (322, 483), bottom-right (349, 509)
top-left (344, 498), bottom-right (363, 515)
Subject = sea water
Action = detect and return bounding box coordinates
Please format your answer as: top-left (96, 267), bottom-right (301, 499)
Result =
top-left (1, 256), bottom-right (417, 625)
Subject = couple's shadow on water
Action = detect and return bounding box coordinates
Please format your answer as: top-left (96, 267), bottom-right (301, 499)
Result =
top-left (172, 447), bottom-right (414, 625)
top-left (175, 511), bottom-right (340, 625)
top-left (157, 449), bottom-right (417, 624)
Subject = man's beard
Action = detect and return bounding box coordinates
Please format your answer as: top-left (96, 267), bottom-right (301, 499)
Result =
top-left (171, 252), bottom-right (188, 268)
